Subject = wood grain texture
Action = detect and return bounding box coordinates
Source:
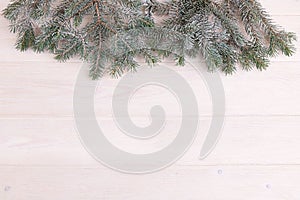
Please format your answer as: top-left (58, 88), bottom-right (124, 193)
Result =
top-left (0, 117), bottom-right (300, 166)
top-left (0, 61), bottom-right (299, 118)
top-left (0, 166), bottom-right (300, 200)
top-left (0, 0), bottom-right (300, 199)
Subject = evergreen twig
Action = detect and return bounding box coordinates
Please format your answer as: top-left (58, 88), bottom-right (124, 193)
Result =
top-left (2, 0), bottom-right (296, 79)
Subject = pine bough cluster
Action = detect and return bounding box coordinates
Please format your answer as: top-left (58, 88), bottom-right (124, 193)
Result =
top-left (3, 0), bottom-right (296, 79)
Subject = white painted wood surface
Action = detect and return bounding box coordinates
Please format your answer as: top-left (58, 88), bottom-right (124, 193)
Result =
top-left (0, 0), bottom-right (300, 199)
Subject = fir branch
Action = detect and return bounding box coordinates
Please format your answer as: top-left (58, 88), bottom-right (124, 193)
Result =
top-left (2, 0), bottom-right (296, 78)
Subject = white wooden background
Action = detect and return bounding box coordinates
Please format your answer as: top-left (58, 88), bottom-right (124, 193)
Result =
top-left (0, 0), bottom-right (300, 199)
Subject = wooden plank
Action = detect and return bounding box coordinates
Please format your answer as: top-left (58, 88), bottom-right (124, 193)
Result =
top-left (0, 61), bottom-right (299, 118)
top-left (0, 117), bottom-right (300, 166)
top-left (0, 165), bottom-right (300, 200)
top-left (93, 60), bottom-right (300, 117)
top-left (260, 0), bottom-right (300, 15)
